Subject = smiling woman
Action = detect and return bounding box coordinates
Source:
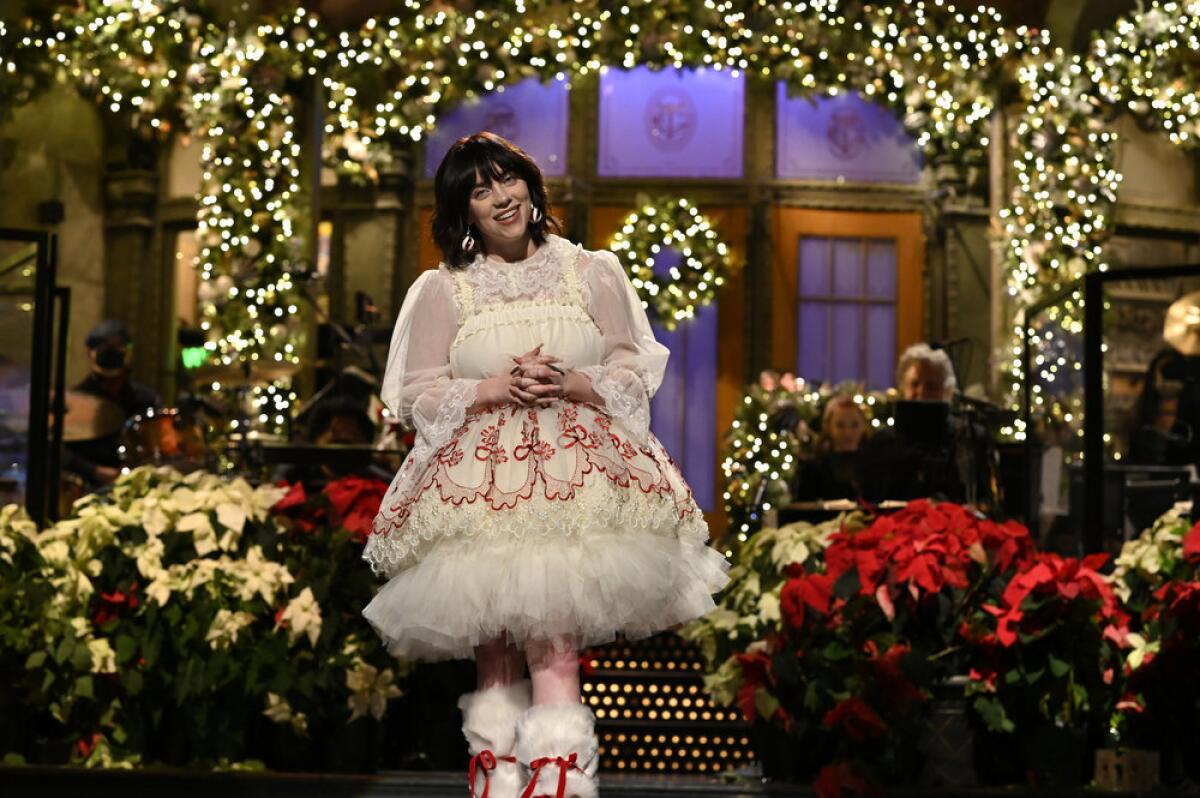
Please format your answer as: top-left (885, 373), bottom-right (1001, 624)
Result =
top-left (430, 132), bottom-right (562, 269)
top-left (364, 131), bottom-right (729, 798)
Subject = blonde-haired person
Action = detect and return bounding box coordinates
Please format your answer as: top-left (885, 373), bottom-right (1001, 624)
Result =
top-left (794, 395), bottom-right (870, 502)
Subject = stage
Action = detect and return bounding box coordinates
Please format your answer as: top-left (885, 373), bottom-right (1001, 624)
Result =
top-left (0, 766), bottom-right (1165, 798)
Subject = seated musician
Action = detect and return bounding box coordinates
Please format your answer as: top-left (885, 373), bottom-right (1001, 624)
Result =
top-left (793, 395), bottom-right (870, 501)
top-left (64, 320), bottom-right (160, 487)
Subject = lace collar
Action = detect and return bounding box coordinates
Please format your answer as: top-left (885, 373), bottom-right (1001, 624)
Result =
top-left (454, 235), bottom-right (579, 308)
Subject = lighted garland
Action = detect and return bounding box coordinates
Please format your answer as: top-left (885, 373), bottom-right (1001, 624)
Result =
top-left (5, 0), bottom-right (1200, 434)
top-left (721, 375), bottom-right (891, 543)
top-left (608, 196), bottom-right (736, 330)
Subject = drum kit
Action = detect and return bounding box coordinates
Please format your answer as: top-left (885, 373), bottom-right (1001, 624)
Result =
top-left (53, 355), bottom-right (406, 494)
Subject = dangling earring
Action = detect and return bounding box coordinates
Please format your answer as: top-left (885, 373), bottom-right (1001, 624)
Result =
top-left (461, 228), bottom-right (476, 252)
top-left (530, 205), bottom-right (543, 224)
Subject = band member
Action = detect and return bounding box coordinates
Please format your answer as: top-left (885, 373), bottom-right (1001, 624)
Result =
top-left (64, 320), bottom-right (160, 486)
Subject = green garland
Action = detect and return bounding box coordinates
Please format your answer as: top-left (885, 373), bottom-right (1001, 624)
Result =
top-left (608, 195), bottom-right (736, 330)
top-left (4, 1), bottom-right (1200, 430)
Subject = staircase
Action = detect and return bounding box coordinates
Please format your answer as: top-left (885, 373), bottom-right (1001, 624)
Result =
top-left (582, 632), bottom-right (757, 777)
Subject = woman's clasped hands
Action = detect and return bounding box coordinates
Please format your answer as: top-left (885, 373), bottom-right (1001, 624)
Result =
top-left (508, 344), bottom-right (567, 406)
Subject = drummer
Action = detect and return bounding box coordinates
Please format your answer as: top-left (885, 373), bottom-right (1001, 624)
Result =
top-left (64, 320), bottom-right (160, 486)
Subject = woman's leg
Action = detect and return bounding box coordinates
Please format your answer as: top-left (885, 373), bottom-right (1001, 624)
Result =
top-left (525, 635), bottom-right (580, 706)
top-left (475, 634), bottom-right (526, 689)
top-left (516, 636), bottom-right (598, 797)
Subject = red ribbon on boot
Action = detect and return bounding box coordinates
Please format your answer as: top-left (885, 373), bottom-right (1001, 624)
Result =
top-left (519, 752), bottom-right (580, 798)
top-left (470, 749), bottom-right (517, 798)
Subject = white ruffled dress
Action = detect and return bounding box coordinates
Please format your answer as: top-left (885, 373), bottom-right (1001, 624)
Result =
top-left (362, 235), bottom-right (729, 662)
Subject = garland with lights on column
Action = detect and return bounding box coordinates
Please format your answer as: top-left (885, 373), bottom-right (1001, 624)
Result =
top-left (4, 1), bottom-right (1200, 434)
top-left (607, 195), bottom-right (737, 330)
top-left (720, 373), bottom-right (891, 548)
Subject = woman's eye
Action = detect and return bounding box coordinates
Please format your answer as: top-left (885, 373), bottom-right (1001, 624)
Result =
top-left (503, 174), bottom-right (516, 184)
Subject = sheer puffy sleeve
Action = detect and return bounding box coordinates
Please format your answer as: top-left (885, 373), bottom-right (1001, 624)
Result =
top-left (577, 250), bottom-right (669, 443)
top-left (379, 269), bottom-right (477, 452)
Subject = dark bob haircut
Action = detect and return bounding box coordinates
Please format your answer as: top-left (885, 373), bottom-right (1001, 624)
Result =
top-left (431, 132), bottom-right (562, 269)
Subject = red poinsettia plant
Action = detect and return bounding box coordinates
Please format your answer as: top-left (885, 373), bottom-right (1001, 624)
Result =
top-left (274, 475), bottom-right (388, 544)
top-left (747, 500), bottom-right (1036, 795)
top-left (1110, 511), bottom-right (1200, 761)
top-left (959, 551), bottom-right (1129, 736)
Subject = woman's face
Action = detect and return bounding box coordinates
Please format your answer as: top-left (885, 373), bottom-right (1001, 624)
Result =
top-left (467, 167), bottom-right (532, 249)
top-left (828, 405), bottom-right (867, 452)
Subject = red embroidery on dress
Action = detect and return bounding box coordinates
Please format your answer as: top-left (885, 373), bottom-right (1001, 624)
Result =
top-left (374, 401), bottom-right (695, 536)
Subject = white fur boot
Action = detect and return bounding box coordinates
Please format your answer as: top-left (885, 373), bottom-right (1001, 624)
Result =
top-left (514, 702), bottom-right (599, 798)
top-left (458, 680), bottom-right (532, 798)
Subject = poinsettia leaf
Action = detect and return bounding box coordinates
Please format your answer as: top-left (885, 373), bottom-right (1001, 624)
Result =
top-left (1048, 655), bottom-right (1070, 678)
top-left (1024, 667), bottom-right (1045, 685)
top-left (973, 696), bottom-right (1015, 733)
top-left (74, 675), bottom-right (94, 699)
top-left (24, 651), bottom-right (45, 670)
top-left (123, 669), bottom-right (143, 696)
top-left (115, 634), bottom-right (137, 664)
top-left (754, 688), bottom-right (781, 723)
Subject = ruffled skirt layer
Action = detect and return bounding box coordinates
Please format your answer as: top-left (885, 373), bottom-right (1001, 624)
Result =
top-left (363, 401), bottom-right (729, 661)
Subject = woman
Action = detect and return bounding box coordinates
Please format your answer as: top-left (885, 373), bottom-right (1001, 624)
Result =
top-left (363, 132), bottom-right (728, 798)
top-left (793, 394), bottom-right (870, 501)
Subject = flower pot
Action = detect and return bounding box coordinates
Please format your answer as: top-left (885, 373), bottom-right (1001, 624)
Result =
top-left (1023, 724), bottom-right (1089, 790)
top-left (1094, 748), bottom-right (1158, 792)
top-left (918, 695), bottom-right (976, 788)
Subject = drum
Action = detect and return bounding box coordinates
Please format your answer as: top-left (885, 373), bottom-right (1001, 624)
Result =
top-left (120, 408), bottom-right (209, 469)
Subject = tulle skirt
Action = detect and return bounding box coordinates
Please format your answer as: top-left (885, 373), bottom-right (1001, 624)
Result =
top-left (362, 400), bottom-right (730, 662)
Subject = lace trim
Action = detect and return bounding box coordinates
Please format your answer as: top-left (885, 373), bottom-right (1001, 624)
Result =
top-left (458, 237), bottom-right (580, 309)
top-left (577, 365), bottom-right (650, 443)
top-left (417, 378), bottom-right (478, 452)
top-left (363, 476), bottom-right (708, 578)
top-left (450, 302), bottom-right (600, 352)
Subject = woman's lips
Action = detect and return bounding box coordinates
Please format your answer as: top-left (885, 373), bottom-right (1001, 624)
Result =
top-left (495, 207), bottom-right (520, 225)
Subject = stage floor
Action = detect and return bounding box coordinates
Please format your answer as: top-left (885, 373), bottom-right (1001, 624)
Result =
top-left (0, 766), bottom-right (1161, 797)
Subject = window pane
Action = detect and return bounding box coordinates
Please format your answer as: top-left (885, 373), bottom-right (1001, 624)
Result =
top-left (832, 238), bottom-right (864, 298)
top-left (797, 300), bottom-right (829, 383)
top-left (866, 305), bottom-right (896, 390)
top-left (798, 237), bottom-right (829, 296)
top-left (865, 240), bottom-right (897, 300)
top-left (830, 304), bottom-right (863, 384)
top-left (775, 85), bottom-right (923, 183)
top-left (424, 76), bottom-right (569, 178)
top-left (598, 66), bottom-right (744, 178)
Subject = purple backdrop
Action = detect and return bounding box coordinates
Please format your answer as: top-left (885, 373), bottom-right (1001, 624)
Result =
top-left (598, 67), bottom-right (744, 178)
top-left (648, 248), bottom-right (717, 512)
top-left (423, 76), bottom-right (569, 179)
top-left (776, 86), bottom-right (922, 183)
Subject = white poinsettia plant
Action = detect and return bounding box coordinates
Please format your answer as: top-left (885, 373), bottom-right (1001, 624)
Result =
top-left (0, 466), bottom-right (408, 770)
top-left (1110, 503), bottom-right (1196, 604)
top-left (680, 514), bottom-right (864, 706)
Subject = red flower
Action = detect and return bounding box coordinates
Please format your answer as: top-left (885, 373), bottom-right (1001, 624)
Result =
top-left (734, 652), bottom-right (774, 723)
top-left (1183, 523), bottom-right (1200, 564)
top-left (780, 573), bottom-right (834, 628)
top-left (814, 761), bottom-right (881, 798)
top-left (870, 644), bottom-right (925, 709)
top-left (75, 732), bottom-right (102, 760)
top-left (90, 583), bottom-right (140, 626)
top-left (323, 476), bottom-right (388, 543)
top-left (822, 698), bottom-right (887, 742)
top-left (273, 481), bottom-right (307, 512)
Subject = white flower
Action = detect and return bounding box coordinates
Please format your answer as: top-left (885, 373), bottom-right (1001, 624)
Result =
top-left (345, 660), bottom-right (403, 722)
top-left (145, 575), bottom-right (173, 607)
top-left (178, 512), bottom-right (217, 557)
top-left (1125, 633), bottom-right (1160, 671)
top-left (88, 638), bottom-right (118, 674)
top-left (705, 607), bottom-right (740, 632)
top-left (277, 587), bottom-right (322, 648)
top-left (205, 608), bottom-right (256, 651)
top-left (263, 692), bottom-right (309, 736)
top-left (758, 589), bottom-right (781, 624)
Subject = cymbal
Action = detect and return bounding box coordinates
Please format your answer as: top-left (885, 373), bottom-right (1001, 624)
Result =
top-left (51, 390), bottom-right (124, 442)
top-left (1163, 290), bottom-right (1200, 355)
top-left (188, 359), bottom-right (301, 387)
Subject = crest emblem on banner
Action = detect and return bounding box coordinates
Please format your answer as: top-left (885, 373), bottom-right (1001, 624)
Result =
top-left (645, 88), bottom-right (697, 151)
top-left (483, 104), bottom-right (520, 142)
top-left (827, 107), bottom-right (867, 161)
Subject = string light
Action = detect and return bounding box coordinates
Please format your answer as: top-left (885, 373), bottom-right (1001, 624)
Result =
top-left (4, 0), bottom-right (1199, 438)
